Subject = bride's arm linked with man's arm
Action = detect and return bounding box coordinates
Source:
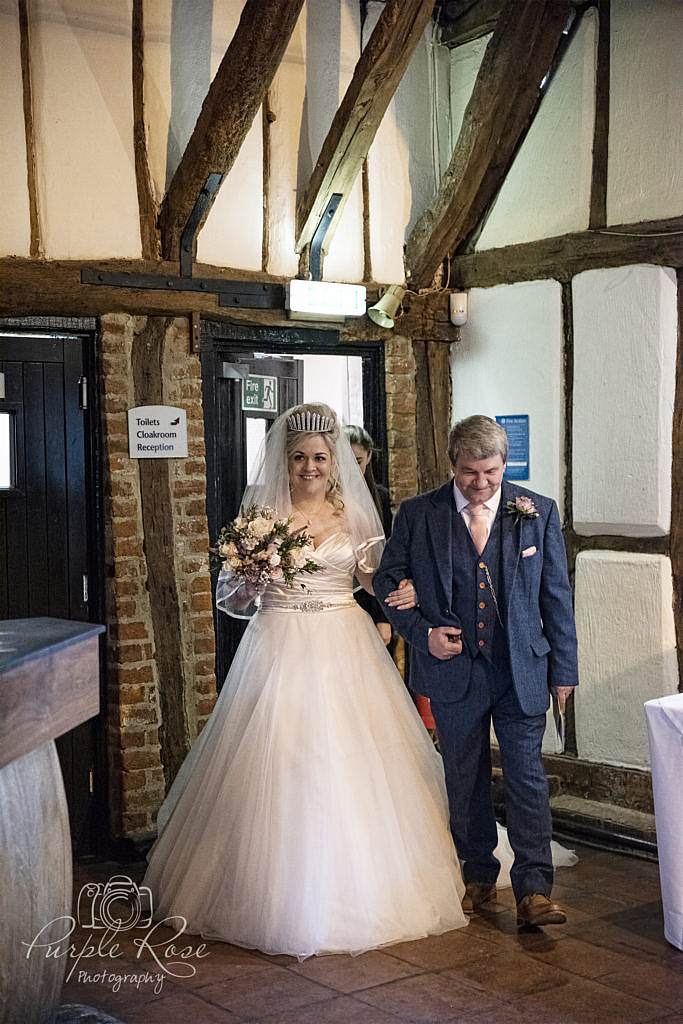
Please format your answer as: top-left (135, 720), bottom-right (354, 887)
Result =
top-left (356, 563), bottom-right (418, 611)
top-left (374, 501), bottom-right (463, 661)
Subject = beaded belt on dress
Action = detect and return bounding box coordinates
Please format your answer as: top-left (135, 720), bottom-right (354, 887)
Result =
top-left (260, 596), bottom-right (357, 613)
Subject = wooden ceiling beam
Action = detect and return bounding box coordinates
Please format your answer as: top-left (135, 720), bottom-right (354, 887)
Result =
top-left (0, 257), bottom-right (459, 342)
top-left (295, 0), bottom-right (435, 259)
top-left (405, 0), bottom-right (573, 289)
top-left (158, 0), bottom-right (304, 260)
top-left (450, 216), bottom-right (683, 288)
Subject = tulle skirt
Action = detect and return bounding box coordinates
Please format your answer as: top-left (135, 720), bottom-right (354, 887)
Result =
top-left (144, 603), bottom-right (470, 959)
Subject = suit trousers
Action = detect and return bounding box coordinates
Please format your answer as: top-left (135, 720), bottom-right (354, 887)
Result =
top-left (430, 656), bottom-right (553, 901)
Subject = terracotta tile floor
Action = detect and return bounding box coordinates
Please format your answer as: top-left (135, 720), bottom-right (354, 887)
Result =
top-left (57, 844), bottom-right (683, 1023)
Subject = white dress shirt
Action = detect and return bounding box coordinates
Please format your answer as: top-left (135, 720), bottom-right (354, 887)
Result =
top-left (453, 483), bottom-right (502, 545)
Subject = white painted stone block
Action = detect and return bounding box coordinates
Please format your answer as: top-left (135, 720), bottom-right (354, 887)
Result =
top-left (572, 265), bottom-right (677, 536)
top-left (452, 279), bottom-right (564, 511)
top-left (574, 551), bottom-right (679, 769)
top-left (608, 0), bottom-right (683, 225)
top-left (476, 11), bottom-right (596, 251)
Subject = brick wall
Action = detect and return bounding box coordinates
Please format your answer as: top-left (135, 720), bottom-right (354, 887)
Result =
top-left (100, 314), bottom-right (216, 841)
top-left (384, 334), bottom-right (419, 506)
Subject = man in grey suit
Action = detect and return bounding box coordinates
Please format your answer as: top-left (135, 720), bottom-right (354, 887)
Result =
top-left (374, 416), bottom-right (578, 926)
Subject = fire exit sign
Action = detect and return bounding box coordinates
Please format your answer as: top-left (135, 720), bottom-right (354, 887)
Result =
top-left (242, 375), bottom-right (278, 413)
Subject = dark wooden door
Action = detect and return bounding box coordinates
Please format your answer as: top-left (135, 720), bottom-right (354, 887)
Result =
top-left (208, 354), bottom-right (304, 686)
top-left (0, 332), bottom-right (98, 854)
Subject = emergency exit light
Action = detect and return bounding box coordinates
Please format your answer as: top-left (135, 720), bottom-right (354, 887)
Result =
top-left (286, 280), bottom-right (366, 322)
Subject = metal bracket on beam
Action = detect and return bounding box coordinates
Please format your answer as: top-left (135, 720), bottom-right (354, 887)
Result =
top-left (80, 267), bottom-right (284, 308)
top-left (309, 193), bottom-right (342, 282)
top-left (80, 173), bottom-right (284, 309)
top-left (180, 173), bottom-right (223, 278)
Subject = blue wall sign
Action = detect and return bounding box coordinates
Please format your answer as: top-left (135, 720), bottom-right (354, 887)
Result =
top-left (496, 415), bottom-right (529, 481)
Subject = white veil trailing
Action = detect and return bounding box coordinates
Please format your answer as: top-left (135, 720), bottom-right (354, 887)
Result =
top-left (216, 403), bottom-right (386, 619)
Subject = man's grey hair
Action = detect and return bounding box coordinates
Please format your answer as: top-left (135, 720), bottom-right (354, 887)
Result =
top-left (448, 415), bottom-right (508, 465)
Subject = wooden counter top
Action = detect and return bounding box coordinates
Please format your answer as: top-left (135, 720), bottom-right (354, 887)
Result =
top-left (0, 618), bottom-right (105, 769)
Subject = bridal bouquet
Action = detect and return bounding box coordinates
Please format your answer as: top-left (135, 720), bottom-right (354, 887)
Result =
top-left (211, 504), bottom-right (320, 592)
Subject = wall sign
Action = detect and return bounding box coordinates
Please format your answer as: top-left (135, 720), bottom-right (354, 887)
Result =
top-left (496, 414), bottom-right (529, 481)
top-left (242, 374), bottom-right (277, 413)
top-left (128, 405), bottom-right (188, 459)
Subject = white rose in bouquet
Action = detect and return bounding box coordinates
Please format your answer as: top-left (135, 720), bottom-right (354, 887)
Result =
top-left (249, 516), bottom-right (274, 539)
top-left (291, 547), bottom-right (310, 569)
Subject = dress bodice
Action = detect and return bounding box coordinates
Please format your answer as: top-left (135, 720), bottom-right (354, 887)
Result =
top-left (260, 532), bottom-right (358, 612)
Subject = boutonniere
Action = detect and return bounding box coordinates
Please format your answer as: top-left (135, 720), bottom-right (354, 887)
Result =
top-left (505, 496), bottom-right (540, 523)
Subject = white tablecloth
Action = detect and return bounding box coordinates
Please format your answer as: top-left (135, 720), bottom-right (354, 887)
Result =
top-left (645, 692), bottom-right (683, 951)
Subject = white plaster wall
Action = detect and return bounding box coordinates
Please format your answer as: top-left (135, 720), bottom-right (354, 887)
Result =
top-left (475, 10), bottom-right (596, 251)
top-left (299, 0), bottom-right (363, 282)
top-left (608, 0), bottom-right (683, 225)
top-left (143, 0), bottom-right (170, 205)
top-left (267, 10), bottom-right (306, 278)
top-left (574, 551), bottom-right (679, 769)
top-left (449, 33), bottom-right (489, 143)
top-left (0, 0), bottom-right (31, 257)
top-left (452, 279), bottom-right (565, 511)
top-left (197, 0), bottom-right (262, 269)
top-left (367, 6), bottom-right (450, 284)
top-left (31, 0), bottom-right (141, 258)
top-left (572, 265), bottom-right (677, 536)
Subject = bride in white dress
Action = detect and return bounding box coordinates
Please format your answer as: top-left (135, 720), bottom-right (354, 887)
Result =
top-left (143, 403), bottom-right (570, 960)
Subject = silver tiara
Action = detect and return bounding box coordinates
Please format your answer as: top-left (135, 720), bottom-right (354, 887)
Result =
top-left (287, 410), bottom-right (334, 433)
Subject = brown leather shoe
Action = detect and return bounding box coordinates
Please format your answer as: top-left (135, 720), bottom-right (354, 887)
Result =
top-left (516, 893), bottom-right (567, 927)
top-left (461, 882), bottom-right (497, 915)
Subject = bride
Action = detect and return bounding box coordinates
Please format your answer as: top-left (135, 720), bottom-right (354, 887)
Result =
top-left (143, 403), bottom-right (562, 960)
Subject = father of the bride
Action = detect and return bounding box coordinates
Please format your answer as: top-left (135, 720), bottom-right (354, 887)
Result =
top-left (374, 415), bottom-right (578, 926)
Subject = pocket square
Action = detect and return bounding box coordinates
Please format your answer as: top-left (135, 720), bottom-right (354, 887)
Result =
top-left (522, 546), bottom-right (537, 558)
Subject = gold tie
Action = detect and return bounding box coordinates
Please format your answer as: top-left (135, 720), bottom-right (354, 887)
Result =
top-left (467, 503), bottom-right (490, 555)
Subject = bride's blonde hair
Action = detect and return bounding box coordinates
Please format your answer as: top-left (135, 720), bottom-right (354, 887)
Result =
top-left (286, 402), bottom-right (345, 513)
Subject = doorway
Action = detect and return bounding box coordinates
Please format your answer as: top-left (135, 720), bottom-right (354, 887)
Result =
top-left (0, 322), bottom-right (105, 856)
top-left (201, 320), bottom-right (387, 686)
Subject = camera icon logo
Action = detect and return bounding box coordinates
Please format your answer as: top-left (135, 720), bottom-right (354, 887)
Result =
top-left (77, 875), bottom-right (153, 931)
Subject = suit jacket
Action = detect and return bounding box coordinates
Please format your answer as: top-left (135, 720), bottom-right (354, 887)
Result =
top-left (373, 480), bottom-right (578, 716)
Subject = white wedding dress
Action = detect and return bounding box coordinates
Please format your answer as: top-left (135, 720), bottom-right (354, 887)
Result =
top-left (143, 532), bottom-right (573, 960)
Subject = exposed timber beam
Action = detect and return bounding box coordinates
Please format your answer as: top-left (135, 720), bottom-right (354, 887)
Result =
top-left (405, 0), bottom-right (574, 289)
top-left (158, 0), bottom-right (304, 260)
top-left (132, 0), bottom-right (160, 259)
top-left (589, 0), bottom-right (610, 229)
top-left (295, 0), bottom-right (435, 265)
top-left (413, 339), bottom-right (453, 491)
top-left (0, 257), bottom-right (459, 343)
top-left (18, 0), bottom-right (43, 259)
top-left (450, 217), bottom-right (683, 288)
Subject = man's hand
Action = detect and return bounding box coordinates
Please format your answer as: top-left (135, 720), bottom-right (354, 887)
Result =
top-left (552, 686), bottom-right (575, 712)
top-left (376, 622), bottom-right (392, 646)
top-left (385, 578), bottom-right (417, 609)
top-left (428, 627), bottom-right (463, 661)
